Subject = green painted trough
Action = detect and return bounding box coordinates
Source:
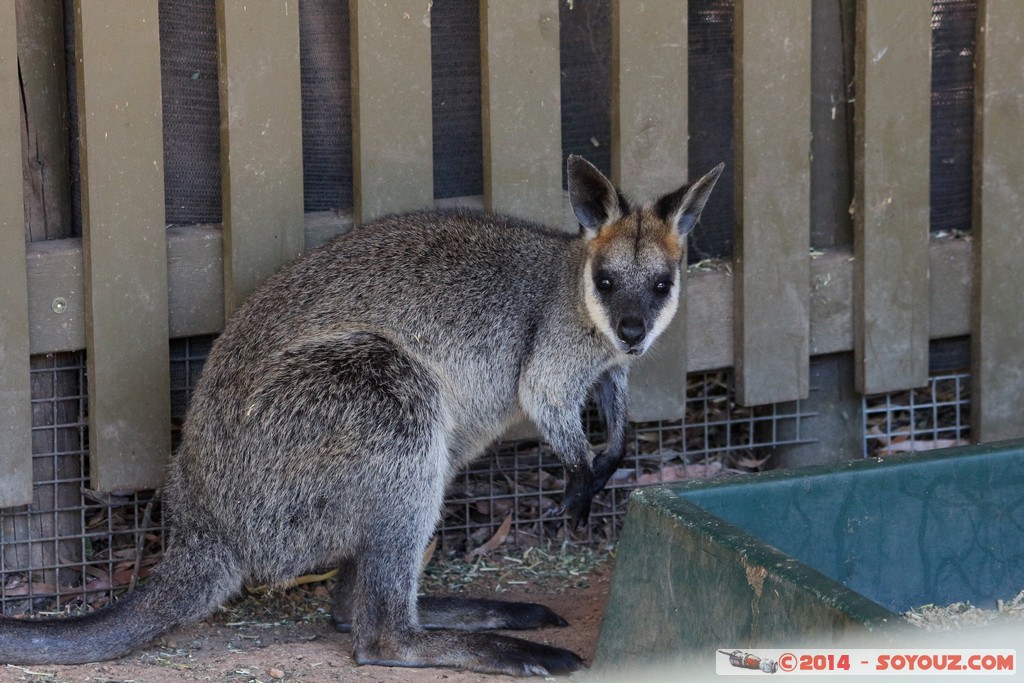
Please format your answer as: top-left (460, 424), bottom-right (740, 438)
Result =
top-left (594, 440), bottom-right (1024, 668)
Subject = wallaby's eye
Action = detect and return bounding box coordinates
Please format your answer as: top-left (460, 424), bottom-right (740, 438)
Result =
top-left (654, 279), bottom-right (673, 296)
top-left (595, 275), bottom-right (614, 292)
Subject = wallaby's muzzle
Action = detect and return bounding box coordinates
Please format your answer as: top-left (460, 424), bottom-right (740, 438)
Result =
top-left (616, 315), bottom-right (647, 353)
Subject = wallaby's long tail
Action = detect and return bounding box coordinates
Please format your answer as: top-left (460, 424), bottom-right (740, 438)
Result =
top-left (0, 540), bottom-right (241, 665)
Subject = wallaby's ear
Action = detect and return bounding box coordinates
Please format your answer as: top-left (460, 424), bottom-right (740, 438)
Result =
top-left (567, 155), bottom-right (622, 236)
top-left (656, 162), bottom-right (725, 237)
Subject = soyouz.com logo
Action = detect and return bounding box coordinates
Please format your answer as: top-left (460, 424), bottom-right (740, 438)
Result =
top-left (716, 649), bottom-right (1016, 676)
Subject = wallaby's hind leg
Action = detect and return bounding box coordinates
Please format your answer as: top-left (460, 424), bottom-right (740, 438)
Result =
top-left (332, 558), bottom-right (567, 632)
top-left (306, 332), bottom-right (581, 675)
top-left (345, 437), bottom-right (582, 673)
top-left (330, 559), bottom-right (357, 633)
top-left (350, 536), bottom-right (583, 676)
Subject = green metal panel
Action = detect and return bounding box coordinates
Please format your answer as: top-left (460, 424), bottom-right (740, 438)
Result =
top-left (350, 0), bottom-right (433, 225)
top-left (611, 0), bottom-right (690, 421)
top-left (595, 488), bottom-right (891, 669)
top-left (217, 0), bottom-right (304, 314)
top-left (75, 1), bottom-right (171, 492)
top-left (734, 0), bottom-right (812, 406)
top-left (596, 441), bottom-right (1024, 667)
top-left (853, 0), bottom-right (931, 395)
top-left (0, 0), bottom-right (33, 507)
top-left (481, 0), bottom-right (562, 227)
top-left (972, 0), bottom-right (1024, 442)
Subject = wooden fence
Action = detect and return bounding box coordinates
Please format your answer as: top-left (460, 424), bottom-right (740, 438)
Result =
top-left (1, 0), bottom-right (1023, 507)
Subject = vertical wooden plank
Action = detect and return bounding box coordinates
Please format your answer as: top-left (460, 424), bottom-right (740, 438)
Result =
top-left (0, 0), bottom-right (33, 507)
top-left (17, 0), bottom-right (72, 242)
top-left (733, 0), bottom-right (812, 406)
top-left (972, 0), bottom-right (1024, 442)
top-left (16, 0), bottom-right (83, 585)
top-left (217, 0), bottom-right (304, 313)
top-left (481, 0), bottom-right (562, 227)
top-left (809, 0), bottom-right (855, 250)
top-left (610, 0), bottom-right (690, 421)
top-left (75, 1), bottom-right (170, 492)
top-left (350, 0), bottom-right (433, 225)
top-left (611, 0), bottom-right (688, 197)
top-left (853, 0), bottom-right (931, 394)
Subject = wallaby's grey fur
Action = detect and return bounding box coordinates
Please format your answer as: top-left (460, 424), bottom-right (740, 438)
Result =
top-left (0, 156), bottom-right (723, 676)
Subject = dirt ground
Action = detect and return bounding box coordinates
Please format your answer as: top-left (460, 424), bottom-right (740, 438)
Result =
top-left (2, 552), bottom-right (613, 683)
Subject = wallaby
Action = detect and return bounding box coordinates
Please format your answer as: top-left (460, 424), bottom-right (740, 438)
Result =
top-left (0, 156), bottom-right (722, 676)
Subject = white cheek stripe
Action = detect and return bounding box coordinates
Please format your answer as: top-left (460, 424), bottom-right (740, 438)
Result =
top-left (583, 261), bottom-right (621, 349)
top-left (640, 282), bottom-right (680, 355)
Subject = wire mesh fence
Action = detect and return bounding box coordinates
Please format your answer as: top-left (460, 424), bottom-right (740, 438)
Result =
top-left (439, 373), bottom-right (816, 553)
top-left (862, 371), bottom-right (972, 457)
top-left (170, 335), bottom-right (215, 448)
top-left (0, 352), bottom-right (164, 616)
top-left (1, 337), bottom-right (972, 615)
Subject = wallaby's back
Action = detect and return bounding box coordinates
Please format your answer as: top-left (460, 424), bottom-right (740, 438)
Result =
top-left (198, 208), bottom-right (578, 430)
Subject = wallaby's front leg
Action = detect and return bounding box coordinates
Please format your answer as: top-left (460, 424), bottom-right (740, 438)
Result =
top-left (559, 459), bottom-right (596, 529)
top-left (524, 397), bottom-right (598, 528)
top-left (519, 367), bottom-right (595, 528)
top-left (535, 408), bottom-right (593, 528)
top-left (590, 365), bottom-right (629, 494)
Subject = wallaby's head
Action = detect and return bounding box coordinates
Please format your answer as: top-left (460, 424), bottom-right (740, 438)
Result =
top-left (567, 155), bottom-right (724, 357)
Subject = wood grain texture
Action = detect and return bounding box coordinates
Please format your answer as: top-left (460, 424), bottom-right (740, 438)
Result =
top-left (611, 0), bottom-right (691, 421)
top-left (733, 0), bottom-right (812, 406)
top-left (22, 235), bottom-right (973, 376)
top-left (17, 0), bottom-right (72, 242)
top-left (217, 0), bottom-right (304, 313)
top-left (350, 0), bottom-right (433, 225)
top-left (75, 0), bottom-right (171, 491)
top-left (853, 0), bottom-right (932, 394)
top-left (0, 0), bottom-right (33, 506)
top-left (481, 0), bottom-right (563, 226)
top-left (971, 0), bottom-right (1024, 441)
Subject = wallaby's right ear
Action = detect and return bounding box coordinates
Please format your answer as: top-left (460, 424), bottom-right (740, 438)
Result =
top-left (567, 155), bottom-right (622, 237)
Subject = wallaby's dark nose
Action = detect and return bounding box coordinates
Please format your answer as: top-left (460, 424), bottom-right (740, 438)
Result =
top-left (617, 317), bottom-right (646, 347)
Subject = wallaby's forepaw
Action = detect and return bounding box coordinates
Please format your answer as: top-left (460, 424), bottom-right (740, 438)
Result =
top-left (556, 464), bottom-right (594, 529)
top-left (590, 448), bottom-right (624, 495)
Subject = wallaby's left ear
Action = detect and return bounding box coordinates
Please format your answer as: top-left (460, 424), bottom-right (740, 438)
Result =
top-left (567, 155), bottom-right (623, 237)
top-left (656, 162), bottom-right (725, 237)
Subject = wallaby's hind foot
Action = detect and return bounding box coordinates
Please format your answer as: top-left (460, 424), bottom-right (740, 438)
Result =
top-left (333, 594), bottom-right (568, 633)
top-left (417, 596), bottom-right (569, 631)
top-left (330, 559), bottom-right (568, 633)
top-left (353, 628), bottom-right (584, 677)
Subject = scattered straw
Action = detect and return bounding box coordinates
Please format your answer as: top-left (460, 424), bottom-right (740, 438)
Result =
top-left (904, 590), bottom-right (1024, 631)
